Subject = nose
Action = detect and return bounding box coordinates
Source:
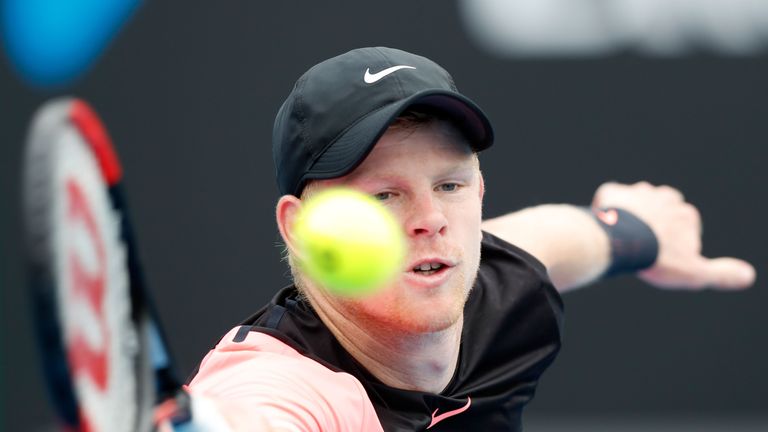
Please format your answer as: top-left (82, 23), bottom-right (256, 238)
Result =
top-left (403, 194), bottom-right (448, 238)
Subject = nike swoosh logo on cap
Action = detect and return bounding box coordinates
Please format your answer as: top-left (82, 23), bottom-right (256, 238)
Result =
top-left (363, 65), bottom-right (416, 83)
top-left (426, 397), bottom-right (471, 429)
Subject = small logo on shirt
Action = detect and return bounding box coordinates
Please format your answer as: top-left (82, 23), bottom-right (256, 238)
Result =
top-left (427, 397), bottom-right (472, 429)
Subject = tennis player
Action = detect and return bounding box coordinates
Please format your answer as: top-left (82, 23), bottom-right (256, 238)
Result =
top-left (186, 47), bottom-right (755, 431)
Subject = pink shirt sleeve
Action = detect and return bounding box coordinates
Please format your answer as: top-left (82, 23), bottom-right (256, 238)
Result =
top-left (187, 327), bottom-right (384, 432)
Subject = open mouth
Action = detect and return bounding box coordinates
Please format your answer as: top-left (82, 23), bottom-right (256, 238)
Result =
top-left (411, 262), bottom-right (448, 276)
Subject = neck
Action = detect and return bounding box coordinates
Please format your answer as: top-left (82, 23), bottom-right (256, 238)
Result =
top-left (311, 297), bottom-right (463, 393)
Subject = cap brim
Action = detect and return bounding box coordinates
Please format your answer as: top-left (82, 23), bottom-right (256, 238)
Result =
top-left (298, 90), bottom-right (493, 195)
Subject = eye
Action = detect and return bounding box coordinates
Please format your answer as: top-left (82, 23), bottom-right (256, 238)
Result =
top-left (373, 191), bottom-right (393, 201)
top-left (437, 183), bottom-right (459, 192)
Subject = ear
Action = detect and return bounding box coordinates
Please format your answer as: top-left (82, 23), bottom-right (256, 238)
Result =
top-left (478, 170), bottom-right (485, 200)
top-left (276, 194), bottom-right (304, 257)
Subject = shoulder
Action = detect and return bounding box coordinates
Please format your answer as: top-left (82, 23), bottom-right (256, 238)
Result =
top-left (189, 327), bottom-right (383, 431)
top-left (474, 231), bottom-right (564, 329)
top-left (479, 230), bottom-right (551, 283)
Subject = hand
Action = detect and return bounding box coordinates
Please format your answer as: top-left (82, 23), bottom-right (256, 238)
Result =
top-left (592, 181), bottom-right (755, 290)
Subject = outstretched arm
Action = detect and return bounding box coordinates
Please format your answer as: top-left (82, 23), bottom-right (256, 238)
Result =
top-left (481, 181), bottom-right (756, 293)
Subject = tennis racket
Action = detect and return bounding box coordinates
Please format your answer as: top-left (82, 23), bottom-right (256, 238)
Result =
top-left (23, 97), bottom-right (191, 432)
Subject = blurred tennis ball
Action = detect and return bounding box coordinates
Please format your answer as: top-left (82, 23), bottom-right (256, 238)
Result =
top-left (294, 187), bottom-right (405, 297)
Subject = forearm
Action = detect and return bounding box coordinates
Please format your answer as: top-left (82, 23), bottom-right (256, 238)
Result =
top-left (482, 204), bottom-right (610, 292)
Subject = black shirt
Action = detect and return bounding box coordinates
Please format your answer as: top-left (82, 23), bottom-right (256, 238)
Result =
top-left (221, 232), bottom-right (563, 431)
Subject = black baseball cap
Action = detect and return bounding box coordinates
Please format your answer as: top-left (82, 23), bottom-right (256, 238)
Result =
top-left (272, 47), bottom-right (494, 196)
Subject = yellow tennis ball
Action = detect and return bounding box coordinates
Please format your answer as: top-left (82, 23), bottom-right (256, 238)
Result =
top-left (293, 187), bottom-right (405, 297)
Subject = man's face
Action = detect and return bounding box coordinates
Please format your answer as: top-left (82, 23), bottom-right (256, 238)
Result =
top-left (298, 121), bottom-right (485, 334)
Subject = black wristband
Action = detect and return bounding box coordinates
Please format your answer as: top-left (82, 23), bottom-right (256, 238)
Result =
top-left (586, 207), bottom-right (659, 277)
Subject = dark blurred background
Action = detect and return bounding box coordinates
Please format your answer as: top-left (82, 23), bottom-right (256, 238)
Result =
top-left (1, 1), bottom-right (766, 430)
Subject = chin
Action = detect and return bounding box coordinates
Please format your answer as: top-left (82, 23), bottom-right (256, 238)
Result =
top-left (348, 278), bottom-right (470, 335)
top-left (401, 307), bottom-right (464, 334)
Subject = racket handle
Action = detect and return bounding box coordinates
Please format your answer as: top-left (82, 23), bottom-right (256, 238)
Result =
top-left (153, 389), bottom-right (192, 431)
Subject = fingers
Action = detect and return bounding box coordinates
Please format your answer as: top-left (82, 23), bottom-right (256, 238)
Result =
top-left (592, 181), bottom-right (685, 207)
top-left (695, 257), bottom-right (756, 290)
top-left (592, 181), bottom-right (620, 208)
top-left (656, 184), bottom-right (685, 203)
